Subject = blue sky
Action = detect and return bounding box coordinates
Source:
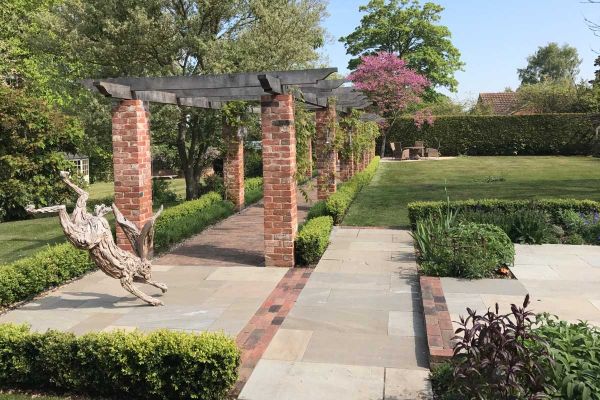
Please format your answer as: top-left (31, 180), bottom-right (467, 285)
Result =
top-left (322, 0), bottom-right (600, 102)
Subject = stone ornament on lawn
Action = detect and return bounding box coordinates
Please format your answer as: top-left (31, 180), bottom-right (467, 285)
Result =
top-left (26, 171), bottom-right (167, 306)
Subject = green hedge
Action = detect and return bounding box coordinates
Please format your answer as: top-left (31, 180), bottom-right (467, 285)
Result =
top-left (0, 324), bottom-right (239, 400)
top-left (244, 177), bottom-right (263, 205)
top-left (295, 216), bottom-right (334, 265)
top-left (0, 244), bottom-right (94, 307)
top-left (306, 200), bottom-right (328, 220)
top-left (325, 157), bottom-right (380, 224)
top-left (154, 192), bottom-right (235, 253)
top-left (408, 198), bottom-right (600, 227)
top-left (384, 114), bottom-right (599, 156)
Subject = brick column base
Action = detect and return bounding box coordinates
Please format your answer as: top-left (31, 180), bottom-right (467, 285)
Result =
top-left (261, 94), bottom-right (298, 268)
top-left (112, 99), bottom-right (153, 251)
top-left (306, 139), bottom-right (313, 179)
top-left (315, 105), bottom-right (337, 200)
top-left (223, 122), bottom-right (245, 211)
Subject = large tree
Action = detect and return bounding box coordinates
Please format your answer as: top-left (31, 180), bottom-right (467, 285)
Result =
top-left (518, 42), bottom-right (582, 85)
top-left (39, 0), bottom-right (327, 199)
top-left (348, 51), bottom-right (429, 156)
top-left (339, 0), bottom-right (463, 92)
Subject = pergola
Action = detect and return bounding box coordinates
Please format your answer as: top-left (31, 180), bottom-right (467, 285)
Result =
top-left (83, 68), bottom-right (373, 267)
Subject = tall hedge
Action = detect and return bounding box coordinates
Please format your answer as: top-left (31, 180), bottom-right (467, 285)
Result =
top-left (383, 113), bottom-right (599, 156)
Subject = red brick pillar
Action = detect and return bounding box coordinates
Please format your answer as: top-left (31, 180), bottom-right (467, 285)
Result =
top-left (306, 139), bottom-right (313, 179)
top-left (315, 104), bottom-right (337, 200)
top-left (223, 122), bottom-right (245, 211)
top-left (261, 94), bottom-right (298, 268)
top-left (339, 155), bottom-right (352, 181)
top-left (112, 99), bottom-right (153, 251)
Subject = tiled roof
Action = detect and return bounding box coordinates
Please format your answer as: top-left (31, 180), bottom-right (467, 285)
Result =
top-left (478, 92), bottom-right (519, 115)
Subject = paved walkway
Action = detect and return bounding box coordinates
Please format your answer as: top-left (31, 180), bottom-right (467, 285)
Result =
top-left (239, 227), bottom-right (432, 400)
top-left (442, 244), bottom-right (600, 331)
top-left (155, 185), bottom-right (316, 267)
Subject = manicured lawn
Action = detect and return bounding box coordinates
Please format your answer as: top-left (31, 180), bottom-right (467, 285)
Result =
top-left (343, 156), bottom-right (600, 228)
top-left (0, 179), bottom-right (186, 264)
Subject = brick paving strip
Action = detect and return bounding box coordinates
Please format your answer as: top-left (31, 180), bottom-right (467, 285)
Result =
top-left (231, 269), bottom-right (312, 397)
top-left (419, 277), bottom-right (454, 366)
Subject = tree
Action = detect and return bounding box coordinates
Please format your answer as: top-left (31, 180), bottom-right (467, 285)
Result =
top-left (40, 0), bottom-right (327, 199)
top-left (518, 43), bottom-right (581, 85)
top-left (0, 86), bottom-right (83, 221)
top-left (339, 0), bottom-right (463, 92)
top-left (516, 79), bottom-right (600, 113)
top-left (348, 51), bottom-right (429, 156)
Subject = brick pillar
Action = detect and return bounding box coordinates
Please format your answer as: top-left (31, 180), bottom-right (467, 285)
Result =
top-left (223, 122), bottom-right (245, 211)
top-left (315, 104), bottom-right (337, 200)
top-left (339, 155), bottom-right (352, 181)
top-left (306, 139), bottom-right (313, 179)
top-left (112, 99), bottom-right (153, 251)
top-left (261, 94), bottom-right (297, 268)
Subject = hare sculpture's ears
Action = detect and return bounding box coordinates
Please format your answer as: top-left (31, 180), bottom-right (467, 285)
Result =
top-left (113, 204), bottom-right (163, 260)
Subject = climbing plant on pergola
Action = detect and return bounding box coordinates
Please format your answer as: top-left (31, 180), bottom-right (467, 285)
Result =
top-left (83, 68), bottom-right (371, 267)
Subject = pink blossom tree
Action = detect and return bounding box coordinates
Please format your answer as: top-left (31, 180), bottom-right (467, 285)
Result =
top-left (348, 51), bottom-right (431, 156)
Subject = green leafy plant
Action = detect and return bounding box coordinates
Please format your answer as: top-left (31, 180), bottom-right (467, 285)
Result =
top-left (0, 324), bottom-right (240, 400)
top-left (244, 177), bottom-right (263, 205)
top-left (419, 222), bottom-right (514, 279)
top-left (306, 200), bottom-right (328, 220)
top-left (533, 315), bottom-right (600, 399)
top-left (152, 179), bottom-right (180, 206)
top-left (295, 216), bottom-right (333, 265)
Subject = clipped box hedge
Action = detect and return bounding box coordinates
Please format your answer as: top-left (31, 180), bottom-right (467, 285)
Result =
top-left (325, 156), bottom-right (380, 224)
top-left (154, 191), bottom-right (235, 253)
top-left (0, 243), bottom-right (94, 307)
top-left (384, 113), bottom-right (599, 156)
top-left (408, 198), bottom-right (600, 227)
top-left (295, 216), bottom-right (334, 265)
top-left (0, 324), bottom-right (239, 400)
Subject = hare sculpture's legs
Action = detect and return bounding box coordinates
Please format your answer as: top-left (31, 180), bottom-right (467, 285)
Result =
top-left (120, 276), bottom-right (164, 306)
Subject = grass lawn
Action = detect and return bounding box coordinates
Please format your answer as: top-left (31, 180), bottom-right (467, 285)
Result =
top-left (0, 179), bottom-right (186, 264)
top-left (343, 156), bottom-right (600, 228)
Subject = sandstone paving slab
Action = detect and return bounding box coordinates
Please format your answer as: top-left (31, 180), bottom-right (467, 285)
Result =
top-left (262, 329), bottom-right (313, 361)
top-left (68, 312), bottom-right (124, 335)
top-left (331, 227), bottom-right (360, 238)
top-left (305, 271), bottom-right (391, 290)
top-left (441, 278), bottom-right (527, 296)
top-left (321, 248), bottom-right (393, 263)
top-left (282, 305), bottom-right (390, 334)
top-left (326, 289), bottom-right (420, 311)
top-left (509, 265), bottom-right (560, 280)
top-left (0, 309), bottom-right (87, 332)
top-left (444, 293), bottom-right (487, 316)
top-left (518, 279), bottom-right (600, 298)
top-left (579, 254), bottom-right (600, 268)
top-left (294, 288), bottom-right (331, 306)
top-left (301, 331), bottom-right (429, 369)
top-left (526, 296), bottom-right (600, 323)
top-left (515, 253), bottom-right (591, 268)
top-left (388, 311), bottom-right (425, 337)
top-left (239, 359), bottom-right (385, 400)
top-left (480, 294), bottom-right (532, 314)
top-left (111, 305), bottom-right (227, 331)
top-left (206, 266), bottom-right (287, 282)
top-left (349, 241), bottom-right (410, 252)
top-left (384, 368), bottom-right (432, 400)
top-left (390, 275), bottom-right (420, 293)
top-left (548, 264), bottom-right (600, 281)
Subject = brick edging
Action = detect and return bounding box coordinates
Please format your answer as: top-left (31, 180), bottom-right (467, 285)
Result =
top-left (419, 276), bottom-right (454, 366)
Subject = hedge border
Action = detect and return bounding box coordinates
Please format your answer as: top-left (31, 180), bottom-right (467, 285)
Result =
top-left (383, 113), bottom-right (600, 156)
top-left (408, 198), bottom-right (600, 228)
top-left (295, 216), bottom-right (334, 265)
top-left (0, 324), bottom-right (239, 400)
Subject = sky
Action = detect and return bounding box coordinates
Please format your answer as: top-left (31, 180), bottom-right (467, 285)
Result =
top-left (322, 0), bottom-right (600, 102)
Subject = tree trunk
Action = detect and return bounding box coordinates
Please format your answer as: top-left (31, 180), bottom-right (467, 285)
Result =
top-left (176, 112), bottom-right (199, 201)
top-left (379, 132), bottom-right (387, 159)
top-left (183, 168), bottom-right (197, 200)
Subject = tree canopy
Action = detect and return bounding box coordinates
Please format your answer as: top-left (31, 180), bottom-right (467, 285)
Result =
top-left (517, 42), bottom-right (582, 85)
top-left (339, 0), bottom-right (463, 92)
